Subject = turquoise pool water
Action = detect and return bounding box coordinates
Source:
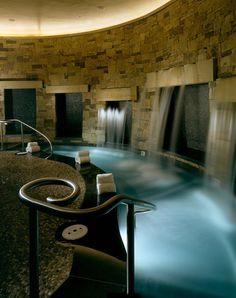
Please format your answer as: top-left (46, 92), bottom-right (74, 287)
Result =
top-left (53, 145), bottom-right (198, 198)
top-left (53, 145), bottom-right (236, 298)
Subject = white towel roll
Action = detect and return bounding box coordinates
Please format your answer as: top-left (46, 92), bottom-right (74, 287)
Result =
top-left (77, 150), bottom-right (90, 157)
top-left (26, 145), bottom-right (40, 153)
top-left (96, 173), bottom-right (115, 184)
top-left (27, 142), bottom-right (38, 147)
top-left (75, 155), bottom-right (90, 164)
top-left (97, 182), bottom-right (116, 195)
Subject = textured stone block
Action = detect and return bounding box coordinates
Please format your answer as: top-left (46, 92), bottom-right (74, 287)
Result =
top-left (209, 77), bottom-right (236, 101)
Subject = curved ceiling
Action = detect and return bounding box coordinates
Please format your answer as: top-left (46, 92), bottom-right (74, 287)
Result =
top-left (0, 0), bottom-right (171, 37)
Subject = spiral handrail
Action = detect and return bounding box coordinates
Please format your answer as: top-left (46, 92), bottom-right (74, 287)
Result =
top-left (20, 177), bottom-right (80, 206)
top-left (19, 177), bottom-right (155, 219)
top-left (0, 118), bottom-right (53, 159)
top-left (19, 177), bottom-right (156, 298)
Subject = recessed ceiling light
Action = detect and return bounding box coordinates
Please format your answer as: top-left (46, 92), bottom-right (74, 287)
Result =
top-left (0, 0), bottom-right (172, 37)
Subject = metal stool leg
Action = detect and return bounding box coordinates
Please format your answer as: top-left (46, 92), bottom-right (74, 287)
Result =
top-left (29, 208), bottom-right (40, 298)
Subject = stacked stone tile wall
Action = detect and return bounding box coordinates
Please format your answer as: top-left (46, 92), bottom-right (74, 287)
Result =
top-left (0, 0), bottom-right (235, 149)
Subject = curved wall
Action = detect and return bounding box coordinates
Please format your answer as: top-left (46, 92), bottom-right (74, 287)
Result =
top-left (0, 0), bottom-right (235, 148)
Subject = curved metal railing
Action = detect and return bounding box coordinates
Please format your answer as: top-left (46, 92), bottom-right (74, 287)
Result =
top-left (19, 177), bottom-right (155, 219)
top-left (19, 177), bottom-right (156, 298)
top-left (24, 177), bottom-right (81, 206)
top-left (0, 118), bottom-right (53, 159)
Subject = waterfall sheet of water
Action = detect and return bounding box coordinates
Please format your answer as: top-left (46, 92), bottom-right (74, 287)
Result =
top-left (205, 102), bottom-right (236, 191)
top-left (148, 84), bottom-right (210, 164)
top-left (148, 87), bottom-right (174, 153)
top-left (170, 85), bottom-right (186, 152)
top-left (98, 107), bottom-right (126, 146)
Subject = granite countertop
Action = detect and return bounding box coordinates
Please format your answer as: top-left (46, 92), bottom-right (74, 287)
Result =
top-left (0, 151), bottom-right (85, 297)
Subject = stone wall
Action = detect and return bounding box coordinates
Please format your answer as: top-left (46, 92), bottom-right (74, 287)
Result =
top-left (0, 0), bottom-right (235, 149)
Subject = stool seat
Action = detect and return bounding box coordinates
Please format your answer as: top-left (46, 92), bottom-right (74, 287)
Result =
top-left (51, 246), bottom-right (126, 298)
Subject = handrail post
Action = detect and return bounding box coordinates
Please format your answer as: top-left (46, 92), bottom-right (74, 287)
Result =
top-left (0, 119), bottom-right (53, 158)
top-left (29, 208), bottom-right (40, 298)
top-left (126, 203), bottom-right (135, 296)
top-left (20, 122), bottom-right (24, 152)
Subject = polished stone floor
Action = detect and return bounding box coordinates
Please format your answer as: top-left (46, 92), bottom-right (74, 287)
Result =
top-left (0, 152), bottom-right (85, 297)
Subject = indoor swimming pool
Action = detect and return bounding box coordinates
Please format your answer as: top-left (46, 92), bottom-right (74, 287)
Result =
top-left (53, 145), bottom-right (200, 198)
top-left (52, 144), bottom-right (236, 298)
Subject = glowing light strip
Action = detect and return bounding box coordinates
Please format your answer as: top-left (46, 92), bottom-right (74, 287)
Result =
top-left (0, 0), bottom-right (171, 37)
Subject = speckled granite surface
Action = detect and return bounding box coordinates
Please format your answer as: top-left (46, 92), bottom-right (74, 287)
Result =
top-left (0, 151), bottom-right (85, 298)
